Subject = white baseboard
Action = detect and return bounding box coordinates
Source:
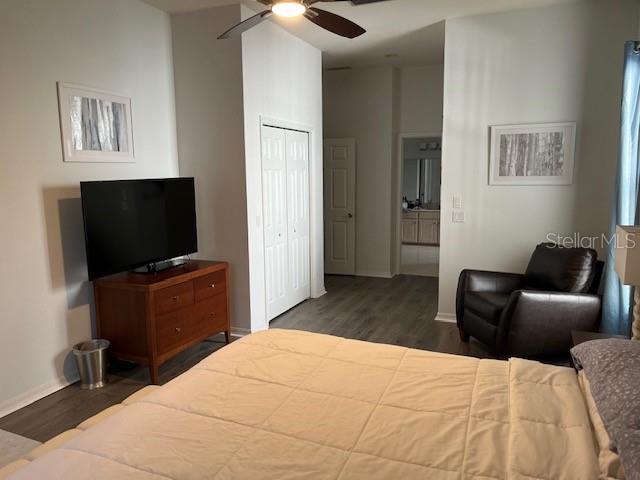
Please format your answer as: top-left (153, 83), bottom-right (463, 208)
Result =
top-left (230, 327), bottom-right (251, 338)
top-left (355, 270), bottom-right (394, 279)
top-left (0, 374), bottom-right (79, 419)
top-left (435, 312), bottom-right (456, 324)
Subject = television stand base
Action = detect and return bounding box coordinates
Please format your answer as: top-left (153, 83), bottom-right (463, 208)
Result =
top-left (132, 258), bottom-right (187, 275)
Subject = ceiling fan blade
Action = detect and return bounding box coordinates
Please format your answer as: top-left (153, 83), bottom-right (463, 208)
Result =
top-left (307, 0), bottom-right (390, 4)
top-left (218, 10), bottom-right (272, 39)
top-left (350, 0), bottom-right (390, 4)
top-left (304, 7), bottom-right (366, 38)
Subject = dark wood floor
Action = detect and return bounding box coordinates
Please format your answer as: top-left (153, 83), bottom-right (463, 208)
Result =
top-left (1, 274), bottom-right (491, 443)
top-left (0, 337), bottom-right (228, 442)
top-left (272, 274), bottom-right (491, 357)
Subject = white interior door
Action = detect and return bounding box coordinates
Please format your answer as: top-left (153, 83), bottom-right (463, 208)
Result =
top-left (323, 138), bottom-right (356, 275)
top-left (262, 125), bottom-right (311, 322)
top-left (262, 126), bottom-right (289, 320)
top-left (286, 130), bottom-right (311, 307)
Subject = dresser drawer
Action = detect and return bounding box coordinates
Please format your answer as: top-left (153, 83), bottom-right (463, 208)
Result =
top-left (194, 270), bottom-right (226, 302)
top-left (155, 282), bottom-right (194, 315)
top-left (156, 308), bottom-right (195, 355)
top-left (193, 295), bottom-right (228, 335)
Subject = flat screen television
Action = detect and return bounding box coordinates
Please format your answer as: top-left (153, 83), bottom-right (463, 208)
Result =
top-left (81, 178), bottom-right (198, 280)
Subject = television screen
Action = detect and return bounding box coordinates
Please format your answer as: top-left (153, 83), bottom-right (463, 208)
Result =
top-left (81, 178), bottom-right (197, 280)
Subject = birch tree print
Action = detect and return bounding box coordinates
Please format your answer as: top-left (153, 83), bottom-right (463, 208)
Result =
top-left (498, 132), bottom-right (564, 177)
top-left (70, 95), bottom-right (128, 152)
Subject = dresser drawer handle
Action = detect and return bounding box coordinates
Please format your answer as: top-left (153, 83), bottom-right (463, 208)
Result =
top-left (175, 327), bottom-right (181, 333)
top-left (209, 312), bottom-right (216, 317)
top-left (209, 283), bottom-right (215, 289)
top-left (172, 296), bottom-right (179, 301)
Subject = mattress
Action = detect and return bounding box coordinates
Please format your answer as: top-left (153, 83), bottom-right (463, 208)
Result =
top-left (9, 329), bottom-right (599, 479)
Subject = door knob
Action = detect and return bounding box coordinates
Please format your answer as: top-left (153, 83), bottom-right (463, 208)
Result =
top-left (348, 213), bottom-right (353, 218)
top-left (175, 327), bottom-right (181, 333)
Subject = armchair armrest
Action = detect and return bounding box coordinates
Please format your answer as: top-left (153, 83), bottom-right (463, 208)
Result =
top-left (459, 269), bottom-right (524, 293)
top-left (497, 290), bottom-right (601, 357)
top-left (456, 270), bottom-right (524, 328)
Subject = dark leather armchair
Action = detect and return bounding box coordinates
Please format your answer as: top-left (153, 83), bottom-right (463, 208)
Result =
top-left (456, 243), bottom-right (604, 358)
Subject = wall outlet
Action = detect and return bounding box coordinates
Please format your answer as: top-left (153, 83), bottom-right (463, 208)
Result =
top-left (452, 211), bottom-right (465, 223)
top-left (453, 195), bottom-right (462, 209)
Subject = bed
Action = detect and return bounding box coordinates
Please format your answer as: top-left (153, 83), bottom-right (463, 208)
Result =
top-left (2, 328), bottom-right (634, 479)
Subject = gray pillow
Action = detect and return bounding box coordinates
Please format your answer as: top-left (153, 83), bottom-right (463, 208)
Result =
top-left (571, 339), bottom-right (640, 480)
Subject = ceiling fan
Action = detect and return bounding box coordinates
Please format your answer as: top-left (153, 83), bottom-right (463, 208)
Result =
top-left (218, 0), bottom-right (388, 40)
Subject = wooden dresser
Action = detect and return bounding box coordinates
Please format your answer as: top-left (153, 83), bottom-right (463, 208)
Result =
top-left (94, 260), bottom-right (229, 384)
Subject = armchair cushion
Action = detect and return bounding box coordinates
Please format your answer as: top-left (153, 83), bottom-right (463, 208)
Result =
top-left (464, 292), bottom-right (510, 326)
top-left (523, 243), bottom-right (597, 293)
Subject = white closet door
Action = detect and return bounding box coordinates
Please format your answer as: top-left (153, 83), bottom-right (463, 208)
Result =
top-left (261, 126), bottom-right (289, 320)
top-left (285, 130), bottom-right (311, 307)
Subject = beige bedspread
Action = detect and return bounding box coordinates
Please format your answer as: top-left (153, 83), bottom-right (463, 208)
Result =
top-left (10, 329), bottom-right (599, 479)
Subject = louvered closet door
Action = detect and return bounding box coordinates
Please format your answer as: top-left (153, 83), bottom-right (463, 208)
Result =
top-left (285, 130), bottom-right (311, 308)
top-left (262, 126), bottom-right (289, 320)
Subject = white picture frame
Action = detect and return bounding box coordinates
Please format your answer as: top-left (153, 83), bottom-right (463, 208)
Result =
top-left (489, 122), bottom-right (576, 185)
top-left (57, 82), bottom-right (134, 163)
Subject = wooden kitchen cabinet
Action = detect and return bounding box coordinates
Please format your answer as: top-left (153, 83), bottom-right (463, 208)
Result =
top-left (401, 218), bottom-right (418, 243)
top-left (402, 211), bottom-right (440, 246)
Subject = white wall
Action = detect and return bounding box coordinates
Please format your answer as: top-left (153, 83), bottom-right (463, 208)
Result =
top-left (323, 66), bottom-right (396, 277)
top-left (438, 0), bottom-right (638, 319)
top-left (241, 6), bottom-right (325, 332)
top-left (171, 6), bottom-right (252, 334)
top-left (399, 64), bottom-right (445, 135)
top-left (0, 0), bottom-right (178, 415)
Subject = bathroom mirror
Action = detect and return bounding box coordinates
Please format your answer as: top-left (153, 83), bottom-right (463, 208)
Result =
top-left (402, 137), bottom-right (441, 209)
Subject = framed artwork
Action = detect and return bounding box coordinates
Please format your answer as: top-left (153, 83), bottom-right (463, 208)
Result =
top-left (489, 122), bottom-right (576, 185)
top-left (57, 82), bottom-right (134, 163)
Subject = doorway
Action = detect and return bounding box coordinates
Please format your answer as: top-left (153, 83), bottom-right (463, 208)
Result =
top-left (397, 134), bottom-right (442, 277)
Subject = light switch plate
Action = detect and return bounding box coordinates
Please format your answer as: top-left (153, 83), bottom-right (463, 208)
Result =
top-left (453, 195), bottom-right (462, 209)
top-left (452, 211), bottom-right (465, 223)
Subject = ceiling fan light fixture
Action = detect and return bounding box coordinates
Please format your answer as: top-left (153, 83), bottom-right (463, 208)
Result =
top-left (272, 1), bottom-right (307, 17)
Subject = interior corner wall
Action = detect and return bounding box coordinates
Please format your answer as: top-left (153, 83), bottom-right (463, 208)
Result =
top-left (241, 6), bottom-right (325, 332)
top-left (398, 64), bottom-right (445, 135)
top-left (323, 66), bottom-right (395, 278)
top-left (0, 0), bottom-right (178, 416)
top-left (438, 0), bottom-right (638, 318)
top-left (171, 5), bottom-right (251, 334)
top-left (390, 68), bottom-right (402, 277)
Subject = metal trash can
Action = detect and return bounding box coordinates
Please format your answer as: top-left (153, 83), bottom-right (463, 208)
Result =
top-left (72, 339), bottom-right (110, 390)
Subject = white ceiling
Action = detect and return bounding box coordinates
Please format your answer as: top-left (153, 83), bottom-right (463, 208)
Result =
top-left (142, 0), bottom-right (580, 68)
